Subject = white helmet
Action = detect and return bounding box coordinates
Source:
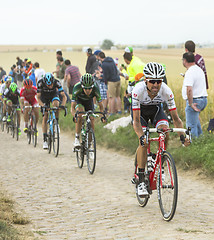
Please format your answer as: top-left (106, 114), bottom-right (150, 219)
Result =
top-left (143, 62), bottom-right (165, 79)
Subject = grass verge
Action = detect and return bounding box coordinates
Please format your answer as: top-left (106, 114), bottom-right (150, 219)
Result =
top-left (59, 108), bottom-right (214, 177)
top-left (0, 189), bottom-right (32, 240)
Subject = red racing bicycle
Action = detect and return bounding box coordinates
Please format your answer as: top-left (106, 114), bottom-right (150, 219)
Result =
top-left (132, 127), bottom-right (191, 221)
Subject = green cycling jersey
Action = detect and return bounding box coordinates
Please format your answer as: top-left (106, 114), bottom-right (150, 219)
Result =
top-left (72, 82), bottom-right (102, 102)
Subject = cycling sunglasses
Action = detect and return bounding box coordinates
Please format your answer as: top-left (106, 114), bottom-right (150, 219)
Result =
top-left (147, 79), bottom-right (163, 84)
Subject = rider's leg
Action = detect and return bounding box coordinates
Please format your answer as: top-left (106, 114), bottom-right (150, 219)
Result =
top-left (33, 106), bottom-right (40, 124)
top-left (24, 102), bottom-right (30, 128)
top-left (17, 109), bottom-right (21, 127)
top-left (42, 112), bottom-right (48, 141)
top-left (157, 124), bottom-right (169, 149)
top-left (76, 106), bottom-right (84, 136)
top-left (52, 100), bottom-right (60, 119)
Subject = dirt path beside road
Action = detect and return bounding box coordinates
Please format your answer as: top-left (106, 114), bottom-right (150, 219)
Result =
top-left (0, 128), bottom-right (214, 240)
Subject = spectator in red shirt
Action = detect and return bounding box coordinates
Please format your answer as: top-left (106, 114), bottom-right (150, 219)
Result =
top-left (64, 59), bottom-right (81, 95)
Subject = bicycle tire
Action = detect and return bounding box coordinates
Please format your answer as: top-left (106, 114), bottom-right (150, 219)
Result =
top-left (27, 115), bottom-right (32, 144)
top-left (48, 129), bottom-right (52, 154)
top-left (134, 155), bottom-right (149, 207)
top-left (52, 119), bottom-right (59, 157)
top-left (32, 115), bottom-right (37, 148)
top-left (1, 120), bottom-right (4, 132)
top-left (76, 132), bottom-right (84, 168)
top-left (157, 151), bottom-right (178, 221)
top-left (12, 113), bottom-right (16, 139)
top-left (15, 112), bottom-right (19, 141)
top-left (86, 128), bottom-right (96, 174)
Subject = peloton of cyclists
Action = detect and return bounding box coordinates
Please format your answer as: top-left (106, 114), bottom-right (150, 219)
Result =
top-left (0, 76), bottom-right (12, 122)
top-left (3, 82), bottom-right (21, 135)
top-left (71, 73), bottom-right (106, 148)
top-left (132, 62), bottom-right (190, 197)
top-left (37, 72), bottom-right (67, 149)
top-left (20, 78), bottom-right (40, 133)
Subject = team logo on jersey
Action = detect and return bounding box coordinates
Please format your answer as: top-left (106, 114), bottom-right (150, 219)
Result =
top-left (170, 94), bottom-right (173, 98)
top-left (133, 93), bottom-right (137, 97)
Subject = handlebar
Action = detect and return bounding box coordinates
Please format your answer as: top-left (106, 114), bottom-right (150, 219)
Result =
top-left (144, 127), bottom-right (192, 144)
top-left (41, 106), bottom-right (67, 117)
top-left (75, 110), bottom-right (106, 122)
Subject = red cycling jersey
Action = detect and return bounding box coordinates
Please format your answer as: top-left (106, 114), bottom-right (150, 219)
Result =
top-left (20, 86), bottom-right (38, 106)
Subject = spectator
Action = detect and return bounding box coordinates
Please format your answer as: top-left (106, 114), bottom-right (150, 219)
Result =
top-left (9, 65), bottom-right (17, 83)
top-left (98, 51), bottom-right (121, 115)
top-left (16, 57), bottom-right (23, 68)
top-left (64, 59), bottom-right (81, 95)
top-left (182, 52), bottom-right (208, 138)
top-left (123, 52), bottom-right (145, 83)
top-left (24, 58), bottom-right (33, 77)
top-left (0, 67), bottom-right (6, 80)
top-left (85, 48), bottom-right (97, 74)
top-left (94, 50), bottom-right (108, 113)
top-left (53, 50), bottom-right (65, 78)
top-left (57, 56), bottom-right (67, 92)
top-left (185, 40), bottom-right (209, 89)
top-left (34, 62), bottom-right (45, 84)
top-left (124, 46), bottom-right (134, 56)
top-left (16, 57), bottom-right (23, 86)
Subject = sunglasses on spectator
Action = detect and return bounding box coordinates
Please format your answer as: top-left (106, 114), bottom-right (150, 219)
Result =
top-left (147, 79), bottom-right (163, 84)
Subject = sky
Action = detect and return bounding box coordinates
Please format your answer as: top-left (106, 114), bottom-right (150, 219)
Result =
top-left (1, 0), bottom-right (214, 46)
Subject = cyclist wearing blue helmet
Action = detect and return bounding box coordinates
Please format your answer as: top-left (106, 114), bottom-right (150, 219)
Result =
top-left (37, 72), bottom-right (67, 149)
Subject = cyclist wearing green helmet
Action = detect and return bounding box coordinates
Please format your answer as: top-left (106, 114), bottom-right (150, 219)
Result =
top-left (3, 82), bottom-right (21, 134)
top-left (0, 76), bottom-right (12, 121)
top-left (71, 73), bottom-right (106, 148)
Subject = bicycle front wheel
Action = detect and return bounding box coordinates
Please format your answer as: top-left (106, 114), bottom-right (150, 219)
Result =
top-left (157, 151), bottom-right (178, 221)
top-left (48, 130), bottom-right (52, 154)
top-left (52, 119), bottom-right (59, 157)
top-left (86, 128), bottom-right (96, 174)
top-left (76, 133), bottom-right (84, 168)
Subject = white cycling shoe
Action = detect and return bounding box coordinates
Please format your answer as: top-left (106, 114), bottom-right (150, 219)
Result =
top-left (74, 138), bottom-right (81, 148)
top-left (137, 182), bottom-right (149, 197)
top-left (43, 141), bottom-right (48, 150)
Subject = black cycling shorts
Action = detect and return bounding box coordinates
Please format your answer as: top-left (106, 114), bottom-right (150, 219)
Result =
top-left (76, 98), bottom-right (94, 111)
top-left (140, 105), bottom-right (169, 128)
top-left (40, 92), bottom-right (60, 106)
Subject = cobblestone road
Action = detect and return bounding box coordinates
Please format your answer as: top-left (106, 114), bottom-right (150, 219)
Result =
top-left (0, 129), bottom-right (214, 240)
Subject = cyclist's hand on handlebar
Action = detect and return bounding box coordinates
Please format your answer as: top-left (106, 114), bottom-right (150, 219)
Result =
top-left (139, 135), bottom-right (147, 147)
top-left (101, 113), bottom-right (107, 123)
top-left (184, 137), bottom-right (191, 147)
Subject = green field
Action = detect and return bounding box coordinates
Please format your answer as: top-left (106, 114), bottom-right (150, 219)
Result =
top-left (0, 46), bottom-right (214, 126)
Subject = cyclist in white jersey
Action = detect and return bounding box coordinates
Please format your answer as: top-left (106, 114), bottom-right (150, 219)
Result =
top-left (132, 62), bottom-right (190, 197)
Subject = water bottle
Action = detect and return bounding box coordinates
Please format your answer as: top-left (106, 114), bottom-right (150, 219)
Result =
top-left (147, 153), bottom-right (153, 172)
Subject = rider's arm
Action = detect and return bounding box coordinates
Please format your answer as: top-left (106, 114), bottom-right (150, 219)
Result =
top-left (133, 109), bottom-right (144, 139)
top-left (59, 91), bottom-right (67, 106)
top-left (98, 101), bottom-right (104, 112)
top-left (37, 92), bottom-right (44, 106)
top-left (170, 109), bottom-right (183, 133)
top-left (71, 101), bottom-right (76, 118)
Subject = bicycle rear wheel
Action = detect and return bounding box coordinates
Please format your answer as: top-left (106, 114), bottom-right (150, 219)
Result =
top-left (12, 113), bottom-right (16, 139)
top-left (157, 151), bottom-right (178, 221)
top-left (32, 115), bottom-right (37, 147)
top-left (15, 112), bottom-right (19, 141)
top-left (27, 116), bottom-right (32, 144)
top-left (52, 119), bottom-right (59, 157)
top-left (134, 155), bottom-right (149, 207)
top-left (86, 128), bottom-right (96, 174)
top-left (1, 120), bottom-right (4, 132)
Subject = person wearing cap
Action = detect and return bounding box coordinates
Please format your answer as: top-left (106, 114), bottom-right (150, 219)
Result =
top-left (123, 52), bottom-right (146, 83)
top-left (124, 46), bottom-right (133, 55)
top-left (85, 48), bottom-right (97, 74)
top-left (24, 58), bottom-right (33, 77)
